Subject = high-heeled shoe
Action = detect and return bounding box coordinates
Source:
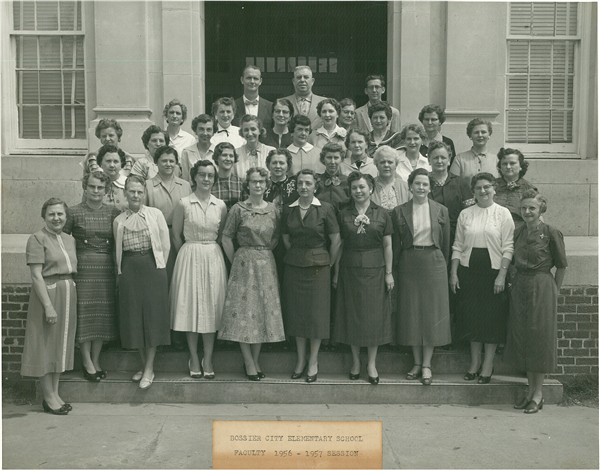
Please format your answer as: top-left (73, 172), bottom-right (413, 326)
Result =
top-left (42, 400), bottom-right (68, 415)
top-left (96, 370), bottom-right (107, 379)
top-left (524, 398), bottom-right (544, 414)
top-left (406, 364), bottom-right (422, 380)
top-left (514, 397), bottom-right (530, 409)
top-left (202, 359), bottom-right (214, 380)
top-left (420, 366), bottom-right (432, 386)
top-left (349, 361), bottom-right (361, 380)
top-left (368, 375), bottom-right (380, 385)
top-left (291, 361), bottom-right (308, 380)
top-left (464, 366), bottom-right (482, 381)
top-left (306, 364), bottom-right (318, 383)
top-left (257, 370), bottom-right (266, 379)
top-left (189, 359), bottom-right (203, 379)
top-left (61, 403), bottom-right (73, 411)
top-left (477, 367), bottom-right (494, 384)
top-left (83, 369), bottom-right (101, 382)
top-left (243, 364), bottom-right (260, 381)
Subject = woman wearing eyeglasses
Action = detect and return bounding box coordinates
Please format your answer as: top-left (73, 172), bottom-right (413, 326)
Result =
top-left (450, 172), bottom-right (514, 385)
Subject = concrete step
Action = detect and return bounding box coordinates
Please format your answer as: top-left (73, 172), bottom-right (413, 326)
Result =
top-left (72, 349), bottom-right (527, 376)
top-left (50, 370), bottom-right (563, 405)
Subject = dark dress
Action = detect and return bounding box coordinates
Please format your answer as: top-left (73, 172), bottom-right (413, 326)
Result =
top-left (429, 173), bottom-right (474, 244)
top-left (281, 200), bottom-right (339, 339)
top-left (366, 130), bottom-right (403, 157)
top-left (64, 203), bottom-right (120, 343)
top-left (315, 172), bottom-right (350, 212)
top-left (392, 200), bottom-right (451, 346)
top-left (21, 228), bottom-right (78, 377)
top-left (332, 202), bottom-right (393, 346)
top-left (494, 177), bottom-right (537, 232)
top-left (263, 128), bottom-right (293, 149)
top-left (504, 223), bottom-right (567, 373)
top-left (420, 136), bottom-right (457, 166)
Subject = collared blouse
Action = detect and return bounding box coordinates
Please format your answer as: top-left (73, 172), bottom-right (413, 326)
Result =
top-left (264, 177), bottom-right (299, 213)
top-left (234, 143), bottom-right (276, 177)
top-left (145, 175), bottom-right (192, 225)
top-left (450, 149), bottom-right (498, 179)
top-left (395, 150), bottom-right (432, 182)
top-left (308, 125), bottom-right (347, 150)
top-left (512, 222), bottom-right (567, 273)
top-left (26, 227), bottom-right (78, 277)
top-left (316, 172), bottom-right (350, 210)
top-left (181, 144), bottom-right (214, 184)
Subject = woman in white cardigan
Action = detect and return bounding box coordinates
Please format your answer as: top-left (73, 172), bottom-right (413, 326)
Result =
top-left (450, 172), bottom-right (514, 384)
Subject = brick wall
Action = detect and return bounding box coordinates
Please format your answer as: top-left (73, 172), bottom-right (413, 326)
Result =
top-left (554, 286), bottom-right (599, 377)
top-left (3, 284), bottom-right (598, 382)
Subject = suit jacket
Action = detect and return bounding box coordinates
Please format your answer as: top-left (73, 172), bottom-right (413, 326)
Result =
top-left (282, 93), bottom-right (327, 129)
top-left (391, 199), bottom-right (450, 266)
top-left (232, 96), bottom-right (273, 130)
top-left (355, 102), bottom-right (401, 134)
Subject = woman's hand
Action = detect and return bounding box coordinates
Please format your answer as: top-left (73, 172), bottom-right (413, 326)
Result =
top-left (449, 272), bottom-right (460, 294)
top-left (385, 273), bottom-right (394, 291)
top-left (332, 271), bottom-right (339, 289)
top-left (45, 306), bottom-right (58, 324)
top-left (494, 273), bottom-right (506, 294)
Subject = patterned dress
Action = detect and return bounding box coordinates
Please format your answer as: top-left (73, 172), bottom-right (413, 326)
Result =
top-left (21, 228), bottom-right (78, 377)
top-left (64, 203), bottom-right (120, 342)
top-left (218, 201), bottom-right (285, 343)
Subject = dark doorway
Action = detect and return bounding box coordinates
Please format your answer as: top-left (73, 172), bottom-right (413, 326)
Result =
top-left (205, 1), bottom-right (388, 110)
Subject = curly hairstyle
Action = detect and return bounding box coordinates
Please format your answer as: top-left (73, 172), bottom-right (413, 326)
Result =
top-left (400, 123), bottom-right (427, 142)
top-left (41, 197), bottom-right (69, 219)
top-left (320, 142), bottom-right (345, 164)
top-left (317, 98), bottom-right (341, 117)
top-left (365, 74), bottom-right (386, 88)
top-left (95, 118), bottom-right (123, 140)
top-left (295, 168), bottom-right (320, 187)
top-left (272, 98), bottom-right (295, 120)
top-left (418, 104), bottom-right (446, 125)
top-left (266, 148), bottom-right (293, 169)
top-left (243, 167), bottom-right (271, 194)
top-left (163, 99), bottom-right (188, 123)
top-left (347, 171), bottom-right (375, 192)
top-left (345, 128), bottom-right (370, 150)
top-left (427, 140), bottom-right (452, 159)
top-left (373, 145), bottom-right (400, 166)
top-left (212, 142), bottom-right (238, 164)
top-left (141, 125), bottom-right (170, 150)
top-left (367, 101), bottom-right (392, 120)
top-left (407, 167), bottom-right (432, 187)
top-left (470, 172), bottom-right (497, 193)
top-left (97, 145), bottom-right (126, 167)
top-left (238, 114), bottom-right (266, 138)
top-left (190, 159), bottom-right (217, 191)
top-left (191, 114), bottom-right (214, 133)
top-left (211, 97), bottom-right (237, 117)
top-left (520, 189), bottom-right (547, 214)
top-left (466, 118), bottom-right (493, 137)
top-left (153, 145), bottom-right (179, 164)
top-left (82, 170), bottom-right (111, 191)
top-left (497, 147), bottom-right (528, 179)
top-left (288, 114), bottom-right (312, 134)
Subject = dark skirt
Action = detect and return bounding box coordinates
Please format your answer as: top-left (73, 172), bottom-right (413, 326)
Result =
top-left (74, 250), bottom-right (117, 343)
top-left (397, 247), bottom-right (451, 346)
top-left (332, 266), bottom-right (392, 347)
top-left (456, 248), bottom-right (508, 344)
top-left (282, 264), bottom-right (331, 338)
top-left (118, 251), bottom-right (171, 349)
top-left (504, 271), bottom-right (558, 373)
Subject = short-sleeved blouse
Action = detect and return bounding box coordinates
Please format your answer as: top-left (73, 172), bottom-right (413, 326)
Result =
top-left (26, 228), bottom-right (78, 277)
top-left (64, 203), bottom-right (121, 254)
top-left (281, 199), bottom-right (339, 267)
top-left (513, 222), bottom-right (567, 273)
top-left (180, 193), bottom-right (226, 242)
top-left (223, 201), bottom-right (280, 249)
top-left (338, 202), bottom-right (393, 267)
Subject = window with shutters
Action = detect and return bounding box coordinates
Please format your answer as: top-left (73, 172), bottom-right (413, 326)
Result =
top-left (506, 2), bottom-right (579, 154)
top-left (7, 1), bottom-right (87, 151)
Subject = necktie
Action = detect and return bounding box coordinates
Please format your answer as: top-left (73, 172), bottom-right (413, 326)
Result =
top-left (245, 99), bottom-right (258, 106)
top-left (299, 98), bottom-right (310, 116)
top-left (355, 161), bottom-right (363, 169)
top-left (217, 129), bottom-right (229, 136)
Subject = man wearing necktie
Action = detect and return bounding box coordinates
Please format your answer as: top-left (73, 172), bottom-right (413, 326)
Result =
top-left (233, 65), bottom-right (273, 131)
top-left (283, 66), bottom-right (327, 130)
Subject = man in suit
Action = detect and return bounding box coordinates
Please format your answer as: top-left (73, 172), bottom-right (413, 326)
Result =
top-left (283, 65), bottom-right (327, 130)
top-left (233, 65), bottom-right (273, 130)
top-left (355, 75), bottom-right (401, 134)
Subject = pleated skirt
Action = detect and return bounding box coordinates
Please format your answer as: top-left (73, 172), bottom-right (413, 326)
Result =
top-left (397, 247), bottom-right (451, 346)
top-left (282, 264), bottom-right (331, 338)
top-left (456, 248), bottom-right (508, 344)
top-left (118, 251), bottom-right (171, 349)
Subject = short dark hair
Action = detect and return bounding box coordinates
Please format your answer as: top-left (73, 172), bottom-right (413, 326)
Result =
top-left (317, 98), bottom-right (341, 117)
top-left (289, 114), bottom-right (312, 134)
top-left (295, 168), bottom-right (320, 187)
top-left (41, 198), bottom-right (68, 219)
top-left (153, 145), bottom-right (179, 164)
top-left (466, 118), bottom-right (493, 137)
top-left (400, 123), bottom-right (427, 142)
top-left (243, 167), bottom-right (270, 194)
top-left (407, 168), bottom-right (432, 187)
top-left (365, 74), bottom-right (385, 88)
top-left (141, 125), bottom-right (170, 150)
top-left (497, 147), bottom-right (528, 179)
top-left (163, 98), bottom-right (188, 123)
top-left (273, 98), bottom-right (295, 120)
top-left (347, 171), bottom-right (375, 191)
top-left (212, 142), bottom-right (238, 164)
top-left (427, 140), bottom-right (451, 158)
top-left (190, 159), bottom-right (217, 191)
top-left (211, 97), bottom-right (237, 116)
top-left (368, 101), bottom-right (392, 120)
top-left (320, 142), bottom-right (345, 164)
top-left (266, 148), bottom-right (293, 169)
top-left (470, 172), bottom-right (497, 192)
top-left (97, 145), bottom-right (126, 167)
top-left (345, 128), bottom-right (370, 150)
top-left (95, 119), bottom-right (123, 140)
top-left (521, 189), bottom-right (547, 214)
top-left (191, 114), bottom-right (214, 133)
top-left (238, 114), bottom-right (266, 138)
top-left (124, 174), bottom-right (146, 190)
top-left (82, 170), bottom-right (111, 191)
top-left (418, 104), bottom-right (446, 125)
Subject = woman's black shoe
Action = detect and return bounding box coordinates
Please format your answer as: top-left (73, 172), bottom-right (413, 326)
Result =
top-left (368, 375), bottom-right (379, 385)
top-left (291, 361), bottom-right (307, 380)
top-left (477, 367), bottom-right (494, 384)
top-left (83, 370), bottom-right (101, 382)
top-left (524, 398), bottom-right (544, 414)
top-left (42, 400), bottom-right (68, 415)
top-left (464, 366), bottom-right (482, 381)
top-left (62, 403), bottom-right (73, 411)
top-left (243, 364), bottom-right (260, 381)
top-left (96, 370), bottom-right (107, 379)
top-left (257, 371), bottom-right (266, 379)
top-left (349, 360), bottom-right (361, 380)
top-left (514, 397), bottom-right (530, 410)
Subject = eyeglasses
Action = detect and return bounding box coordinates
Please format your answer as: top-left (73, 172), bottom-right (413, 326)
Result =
top-left (474, 184), bottom-right (494, 192)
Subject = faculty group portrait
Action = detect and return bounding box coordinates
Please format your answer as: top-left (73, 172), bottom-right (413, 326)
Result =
top-left (23, 64), bottom-right (567, 417)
